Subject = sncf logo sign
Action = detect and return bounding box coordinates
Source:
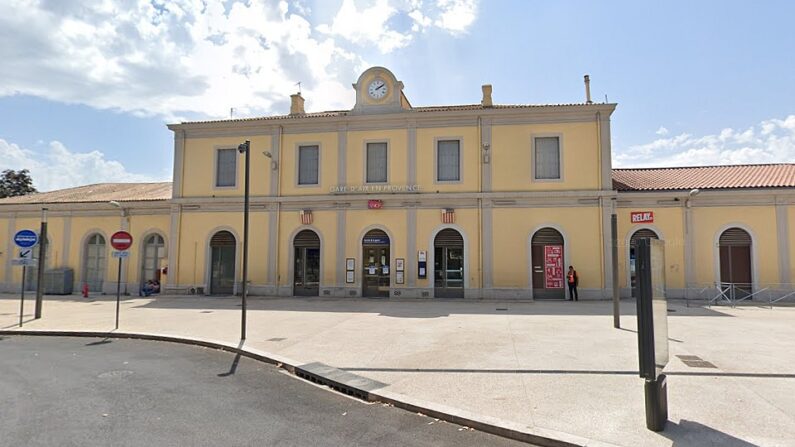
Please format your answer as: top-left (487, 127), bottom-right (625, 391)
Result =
top-left (631, 211), bottom-right (654, 224)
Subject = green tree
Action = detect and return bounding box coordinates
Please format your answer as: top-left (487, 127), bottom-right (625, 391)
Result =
top-left (0, 169), bottom-right (37, 198)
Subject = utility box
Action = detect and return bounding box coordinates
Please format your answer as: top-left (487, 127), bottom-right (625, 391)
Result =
top-left (44, 268), bottom-right (74, 295)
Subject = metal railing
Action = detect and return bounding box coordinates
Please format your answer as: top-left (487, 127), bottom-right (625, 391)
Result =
top-left (683, 283), bottom-right (795, 308)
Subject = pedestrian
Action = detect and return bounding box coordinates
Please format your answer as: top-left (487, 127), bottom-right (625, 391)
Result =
top-left (567, 266), bottom-right (579, 301)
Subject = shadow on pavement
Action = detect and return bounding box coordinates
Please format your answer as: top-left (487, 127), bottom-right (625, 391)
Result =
top-left (663, 419), bottom-right (760, 447)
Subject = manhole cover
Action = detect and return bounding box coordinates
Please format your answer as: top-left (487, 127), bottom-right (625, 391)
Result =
top-left (98, 370), bottom-right (134, 379)
top-left (676, 354), bottom-right (717, 368)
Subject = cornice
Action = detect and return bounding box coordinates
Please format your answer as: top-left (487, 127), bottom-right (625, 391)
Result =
top-left (168, 104), bottom-right (617, 138)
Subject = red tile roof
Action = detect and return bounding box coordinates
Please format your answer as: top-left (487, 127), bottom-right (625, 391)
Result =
top-left (612, 164), bottom-right (795, 191)
top-left (0, 182), bottom-right (172, 204)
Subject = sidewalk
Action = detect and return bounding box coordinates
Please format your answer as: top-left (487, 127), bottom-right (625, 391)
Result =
top-left (2, 294), bottom-right (794, 447)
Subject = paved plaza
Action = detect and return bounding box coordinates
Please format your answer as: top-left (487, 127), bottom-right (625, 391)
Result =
top-left (2, 294), bottom-right (794, 446)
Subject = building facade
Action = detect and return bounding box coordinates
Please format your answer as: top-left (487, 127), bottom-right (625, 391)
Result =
top-left (1, 67), bottom-right (793, 300)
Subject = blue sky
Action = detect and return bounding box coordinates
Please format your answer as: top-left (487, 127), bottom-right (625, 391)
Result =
top-left (1, 0), bottom-right (794, 191)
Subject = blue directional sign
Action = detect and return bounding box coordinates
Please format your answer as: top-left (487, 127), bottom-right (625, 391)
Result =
top-left (13, 230), bottom-right (38, 248)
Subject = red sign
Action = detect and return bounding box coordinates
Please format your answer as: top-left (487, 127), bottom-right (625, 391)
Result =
top-left (368, 200), bottom-right (383, 209)
top-left (631, 211), bottom-right (654, 224)
top-left (110, 231), bottom-right (133, 250)
top-left (544, 245), bottom-right (564, 289)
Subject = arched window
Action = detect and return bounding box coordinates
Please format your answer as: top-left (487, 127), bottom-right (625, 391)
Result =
top-left (83, 234), bottom-right (107, 292)
top-left (141, 233), bottom-right (166, 286)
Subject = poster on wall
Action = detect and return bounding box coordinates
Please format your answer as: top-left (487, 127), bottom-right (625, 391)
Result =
top-left (544, 245), bottom-right (564, 289)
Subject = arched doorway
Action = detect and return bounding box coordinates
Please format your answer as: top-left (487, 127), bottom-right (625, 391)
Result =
top-left (83, 233), bottom-right (107, 292)
top-left (629, 228), bottom-right (659, 292)
top-left (531, 228), bottom-right (565, 299)
top-left (434, 228), bottom-right (464, 298)
top-left (209, 231), bottom-right (236, 295)
top-left (719, 227), bottom-right (752, 298)
top-left (141, 233), bottom-right (165, 289)
top-left (362, 229), bottom-right (390, 297)
top-left (293, 230), bottom-right (320, 296)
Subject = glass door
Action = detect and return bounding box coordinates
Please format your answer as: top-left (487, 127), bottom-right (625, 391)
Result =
top-left (294, 247), bottom-right (320, 296)
top-left (434, 246), bottom-right (464, 298)
top-left (362, 246), bottom-right (389, 297)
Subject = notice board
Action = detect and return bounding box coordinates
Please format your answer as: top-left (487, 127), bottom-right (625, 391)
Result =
top-left (544, 245), bottom-right (564, 289)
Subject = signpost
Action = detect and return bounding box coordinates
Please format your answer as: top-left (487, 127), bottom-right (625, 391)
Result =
top-left (13, 230), bottom-right (39, 327)
top-left (110, 230), bottom-right (133, 330)
top-left (635, 238), bottom-right (669, 431)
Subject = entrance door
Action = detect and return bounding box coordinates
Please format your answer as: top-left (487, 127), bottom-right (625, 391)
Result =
top-left (362, 229), bottom-right (390, 298)
top-left (141, 233), bottom-right (165, 287)
top-left (434, 229), bottom-right (464, 298)
top-left (210, 231), bottom-right (236, 295)
top-left (294, 230), bottom-right (320, 296)
top-left (719, 228), bottom-right (752, 299)
top-left (629, 229), bottom-right (659, 294)
top-left (531, 228), bottom-right (565, 299)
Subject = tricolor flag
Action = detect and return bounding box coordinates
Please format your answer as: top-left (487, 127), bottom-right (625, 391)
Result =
top-left (300, 210), bottom-right (312, 225)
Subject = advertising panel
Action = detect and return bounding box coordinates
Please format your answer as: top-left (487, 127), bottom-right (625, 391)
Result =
top-left (544, 245), bottom-right (564, 289)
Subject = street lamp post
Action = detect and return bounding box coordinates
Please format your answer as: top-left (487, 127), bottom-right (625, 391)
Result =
top-left (34, 207), bottom-right (48, 319)
top-left (238, 140), bottom-right (251, 341)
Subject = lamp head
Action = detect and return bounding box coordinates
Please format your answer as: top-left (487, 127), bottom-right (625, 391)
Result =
top-left (109, 200), bottom-right (122, 208)
top-left (688, 188), bottom-right (701, 197)
top-left (263, 151), bottom-right (273, 159)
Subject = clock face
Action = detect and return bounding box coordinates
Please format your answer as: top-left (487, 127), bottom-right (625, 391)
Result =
top-left (367, 79), bottom-right (388, 99)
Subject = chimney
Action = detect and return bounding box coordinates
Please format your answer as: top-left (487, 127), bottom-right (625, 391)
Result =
top-left (584, 75), bottom-right (592, 104)
top-left (290, 92), bottom-right (305, 115)
top-left (481, 84), bottom-right (493, 107)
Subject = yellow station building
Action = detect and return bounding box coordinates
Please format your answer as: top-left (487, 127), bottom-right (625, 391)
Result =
top-left (2, 67), bottom-right (794, 301)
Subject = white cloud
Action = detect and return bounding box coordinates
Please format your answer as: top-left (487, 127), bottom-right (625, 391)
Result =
top-left (0, 138), bottom-right (165, 192)
top-left (655, 126), bottom-right (669, 136)
top-left (0, 0), bottom-right (480, 120)
top-left (433, 0), bottom-right (478, 34)
top-left (614, 115), bottom-right (795, 168)
top-left (316, 0), bottom-right (478, 52)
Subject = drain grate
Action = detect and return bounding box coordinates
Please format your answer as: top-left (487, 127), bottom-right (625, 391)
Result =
top-left (266, 337), bottom-right (286, 342)
top-left (295, 362), bottom-right (387, 401)
top-left (677, 354), bottom-right (718, 368)
top-left (496, 308), bottom-right (508, 311)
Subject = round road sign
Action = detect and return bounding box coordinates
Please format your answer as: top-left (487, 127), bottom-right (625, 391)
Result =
top-left (110, 231), bottom-right (133, 251)
top-left (14, 230), bottom-right (39, 248)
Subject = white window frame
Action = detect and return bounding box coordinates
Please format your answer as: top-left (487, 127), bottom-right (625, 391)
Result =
top-left (531, 134), bottom-right (564, 182)
top-left (214, 147), bottom-right (238, 189)
top-left (434, 137), bottom-right (463, 184)
top-left (296, 143), bottom-right (321, 187)
top-left (364, 140), bottom-right (389, 184)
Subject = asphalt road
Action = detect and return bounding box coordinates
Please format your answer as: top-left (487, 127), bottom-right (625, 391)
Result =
top-left (0, 336), bottom-right (527, 447)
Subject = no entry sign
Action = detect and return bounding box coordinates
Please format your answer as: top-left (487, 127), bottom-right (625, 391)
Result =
top-left (110, 231), bottom-right (133, 251)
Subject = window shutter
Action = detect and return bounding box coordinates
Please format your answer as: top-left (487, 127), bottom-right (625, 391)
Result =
top-left (437, 140), bottom-right (460, 181)
top-left (534, 137), bottom-right (560, 180)
top-left (216, 149), bottom-right (237, 187)
top-left (367, 142), bottom-right (388, 183)
top-left (298, 145), bottom-right (319, 185)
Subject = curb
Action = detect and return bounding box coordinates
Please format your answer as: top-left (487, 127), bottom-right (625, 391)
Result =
top-left (1, 329), bottom-right (619, 447)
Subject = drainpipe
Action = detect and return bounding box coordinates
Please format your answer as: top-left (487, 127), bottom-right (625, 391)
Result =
top-left (275, 125), bottom-right (284, 294)
top-left (477, 115), bottom-right (484, 299)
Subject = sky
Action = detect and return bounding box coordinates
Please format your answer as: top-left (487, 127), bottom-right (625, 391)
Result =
top-left (1, 0), bottom-right (794, 191)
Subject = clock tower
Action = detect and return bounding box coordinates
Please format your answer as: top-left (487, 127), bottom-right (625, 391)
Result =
top-left (351, 66), bottom-right (411, 114)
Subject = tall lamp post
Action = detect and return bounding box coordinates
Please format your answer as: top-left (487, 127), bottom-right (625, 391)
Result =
top-left (34, 207), bottom-right (48, 319)
top-left (238, 140), bottom-right (251, 341)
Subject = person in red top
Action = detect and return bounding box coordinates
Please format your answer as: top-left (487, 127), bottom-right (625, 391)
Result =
top-left (567, 266), bottom-right (579, 301)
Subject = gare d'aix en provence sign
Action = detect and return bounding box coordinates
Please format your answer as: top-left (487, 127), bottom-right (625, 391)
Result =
top-left (329, 184), bottom-right (421, 194)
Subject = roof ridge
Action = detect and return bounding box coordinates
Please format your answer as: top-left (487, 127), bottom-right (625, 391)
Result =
top-left (614, 163), bottom-right (795, 171)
